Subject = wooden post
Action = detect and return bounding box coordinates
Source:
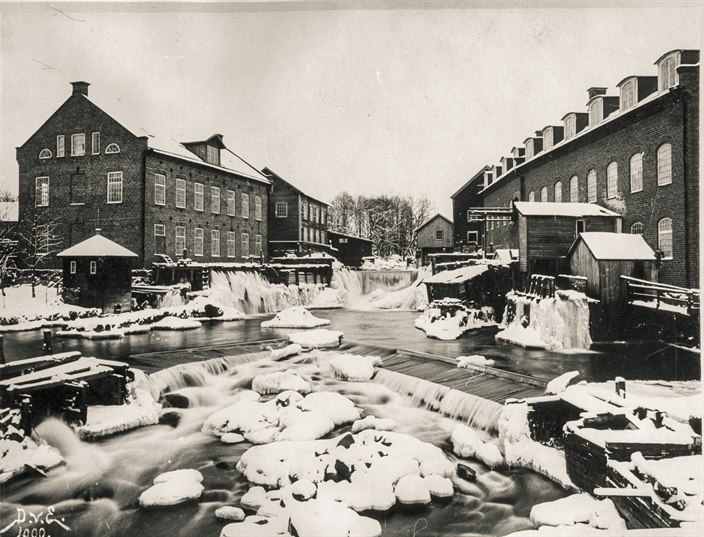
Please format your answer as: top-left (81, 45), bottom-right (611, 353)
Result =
top-left (0, 335), bottom-right (4, 365)
top-left (615, 377), bottom-right (626, 399)
top-left (42, 329), bottom-right (53, 355)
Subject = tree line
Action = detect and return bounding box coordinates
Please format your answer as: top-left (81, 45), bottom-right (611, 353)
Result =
top-left (329, 193), bottom-right (435, 258)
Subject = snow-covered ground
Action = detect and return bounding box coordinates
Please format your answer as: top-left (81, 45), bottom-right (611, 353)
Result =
top-left (0, 285), bottom-right (99, 331)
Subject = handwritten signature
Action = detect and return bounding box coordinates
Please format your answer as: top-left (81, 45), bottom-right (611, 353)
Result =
top-left (0, 507), bottom-right (71, 536)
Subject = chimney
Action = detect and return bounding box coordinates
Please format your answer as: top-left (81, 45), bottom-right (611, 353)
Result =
top-left (587, 87), bottom-right (607, 100)
top-left (95, 228), bottom-right (102, 235)
top-left (71, 81), bottom-right (90, 97)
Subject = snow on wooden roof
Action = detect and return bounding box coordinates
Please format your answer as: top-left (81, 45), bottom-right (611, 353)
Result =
top-left (424, 264), bottom-right (489, 284)
top-left (575, 232), bottom-right (656, 261)
top-left (414, 213), bottom-right (453, 233)
top-left (57, 234), bottom-right (138, 258)
top-left (514, 202), bottom-right (619, 218)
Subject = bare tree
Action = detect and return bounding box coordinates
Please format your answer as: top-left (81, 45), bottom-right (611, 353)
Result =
top-left (17, 210), bottom-right (63, 298)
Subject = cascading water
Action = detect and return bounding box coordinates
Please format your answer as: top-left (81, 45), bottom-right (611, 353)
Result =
top-left (331, 267), bottom-right (430, 310)
top-left (158, 288), bottom-right (186, 308)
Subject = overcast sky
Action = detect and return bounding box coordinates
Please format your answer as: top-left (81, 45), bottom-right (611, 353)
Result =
top-left (1, 1), bottom-right (700, 215)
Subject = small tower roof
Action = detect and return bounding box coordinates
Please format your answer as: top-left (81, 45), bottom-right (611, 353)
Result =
top-left (57, 234), bottom-right (138, 258)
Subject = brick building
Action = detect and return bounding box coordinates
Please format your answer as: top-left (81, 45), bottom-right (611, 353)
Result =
top-left (16, 82), bottom-right (270, 268)
top-left (453, 49), bottom-right (699, 287)
top-left (451, 165), bottom-right (490, 251)
top-left (263, 168), bottom-right (331, 257)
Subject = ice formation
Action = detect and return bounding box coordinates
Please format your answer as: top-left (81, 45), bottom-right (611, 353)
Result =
top-left (270, 344), bottom-right (303, 361)
top-left (457, 354), bottom-right (495, 368)
top-left (261, 307), bottom-right (331, 328)
top-left (288, 329), bottom-right (343, 349)
top-left (415, 301), bottom-right (496, 340)
top-left (252, 370), bottom-right (312, 395)
top-left (450, 424), bottom-right (505, 468)
top-left (351, 416), bottom-right (397, 433)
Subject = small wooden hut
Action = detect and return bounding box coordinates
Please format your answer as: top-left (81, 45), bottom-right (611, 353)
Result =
top-left (57, 232), bottom-right (138, 313)
top-left (415, 214), bottom-right (454, 266)
top-left (568, 232), bottom-right (656, 305)
top-left (328, 231), bottom-right (373, 268)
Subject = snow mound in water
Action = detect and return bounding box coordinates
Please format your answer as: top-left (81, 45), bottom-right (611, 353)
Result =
top-left (424, 474), bottom-right (454, 498)
top-left (457, 354), bottom-right (495, 368)
top-left (328, 353), bottom-right (382, 381)
top-left (351, 415), bottom-right (396, 433)
top-left (451, 424), bottom-right (505, 468)
top-left (261, 307), bottom-right (331, 329)
top-left (215, 506), bottom-right (245, 521)
top-left (252, 369), bottom-right (311, 395)
top-left (139, 469), bottom-right (204, 507)
top-left (415, 303), bottom-right (496, 340)
top-left (76, 388), bottom-right (161, 440)
top-left (288, 329), bottom-right (343, 349)
top-left (530, 493), bottom-right (625, 531)
top-left (290, 499), bottom-right (382, 537)
top-left (270, 344), bottom-right (303, 361)
top-left (394, 474), bottom-right (431, 505)
top-left (151, 316), bottom-right (202, 330)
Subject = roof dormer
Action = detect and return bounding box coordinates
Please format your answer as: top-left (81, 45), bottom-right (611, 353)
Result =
top-left (500, 156), bottom-right (515, 173)
top-left (523, 136), bottom-right (543, 159)
top-left (182, 134), bottom-right (226, 166)
top-left (561, 112), bottom-right (589, 140)
top-left (655, 49), bottom-right (700, 92)
top-left (541, 125), bottom-right (564, 150)
top-left (511, 146), bottom-right (525, 160)
top-left (587, 94), bottom-right (620, 127)
top-left (617, 76), bottom-right (658, 112)
top-left (491, 164), bottom-right (503, 182)
top-left (482, 169), bottom-right (493, 189)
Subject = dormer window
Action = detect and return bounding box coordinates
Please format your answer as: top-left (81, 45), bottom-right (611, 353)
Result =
top-left (589, 99), bottom-right (603, 126)
top-left (105, 143), bottom-right (120, 154)
top-left (620, 80), bottom-right (636, 111)
top-left (658, 53), bottom-right (679, 91)
top-left (543, 129), bottom-right (553, 150)
top-left (564, 115), bottom-right (577, 139)
top-left (39, 149), bottom-right (52, 159)
top-left (206, 145), bottom-right (220, 166)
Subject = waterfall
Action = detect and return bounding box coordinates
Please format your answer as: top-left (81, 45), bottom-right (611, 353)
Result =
top-left (331, 267), bottom-right (430, 310)
top-left (497, 290), bottom-right (592, 351)
top-left (157, 288), bottom-right (186, 308)
top-left (372, 368), bottom-right (503, 433)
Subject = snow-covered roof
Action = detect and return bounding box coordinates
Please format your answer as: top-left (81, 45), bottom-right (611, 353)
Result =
top-left (514, 202), bottom-right (619, 218)
top-left (575, 232), bottom-right (656, 261)
top-left (424, 264), bottom-right (488, 284)
top-left (57, 234), bottom-right (138, 258)
top-left (492, 249), bottom-right (519, 263)
top-left (0, 201), bottom-right (18, 221)
top-left (414, 213), bottom-right (453, 233)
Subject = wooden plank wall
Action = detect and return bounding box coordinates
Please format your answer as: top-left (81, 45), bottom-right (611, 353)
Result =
top-left (417, 216), bottom-right (454, 248)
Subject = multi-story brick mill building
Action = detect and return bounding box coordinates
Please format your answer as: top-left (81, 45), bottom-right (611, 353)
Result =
top-left (452, 49), bottom-right (699, 288)
top-left (16, 81), bottom-right (270, 268)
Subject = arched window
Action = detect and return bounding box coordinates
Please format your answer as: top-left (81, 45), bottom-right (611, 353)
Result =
top-left (587, 169), bottom-right (597, 203)
top-left (554, 181), bottom-right (562, 203)
top-left (540, 186), bottom-right (548, 202)
top-left (569, 176), bottom-right (579, 202)
top-left (630, 222), bottom-right (644, 234)
top-left (528, 190), bottom-right (535, 202)
top-left (658, 218), bottom-right (673, 259)
top-left (657, 143), bottom-right (672, 186)
top-left (39, 148), bottom-right (52, 159)
top-left (606, 162), bottom-right (618, 199)
top-left (630, 153), bottom-right (643, 192)
top-left (105, 143), bottom-right (120, 154)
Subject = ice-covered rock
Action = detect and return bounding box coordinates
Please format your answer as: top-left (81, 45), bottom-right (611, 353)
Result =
top-left (139, 468), bottom-right (204, 507)
top-left (270, 344), bottom-right (303, 361)
top-left (215, 506), bottom-right (245, 521)
top-left (546, 371), bottom-right (580, 395)
top-left (328, 353), bottom-right (382, 382)
top-left (530, 493), bottom-right (625, 531)
top-left (150, 316), bottom-right (202, 330)
top-left (289, 498), bottom-right (382, 537)
top-left (457, 354), bottom-right (495, 368)
top-left (394, 474), bottom-right (431, 505)
top-left (291, 479), bottom-right (317, 501)
top-left (252, 369), bottom-right (311, 395)
top-left (288, 329), bottom-right (343, 349)
top-left (476, 442), bottom-right (505, 469)
top-left (351, 416), bottom-right (397, 433)
top-left (296, 392), bottom-right (361, 426)
top-left (221, 516), bottom-right (291, 537)
top-left (221, 433), bottom-right (245, 444)
top-left (451, 424), bottom-right (485, 459)
top-left (424, 474), bottom-right (453, 498)
top-left (261, 307), bottom-right (331, 329)
top-left (241, 486), bottom-right (268, 510)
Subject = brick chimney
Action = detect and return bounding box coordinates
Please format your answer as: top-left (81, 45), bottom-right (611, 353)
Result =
top-left (587, 87), bottom-right (607, 99)
top-left (71, 81), bottom-right (90, 96)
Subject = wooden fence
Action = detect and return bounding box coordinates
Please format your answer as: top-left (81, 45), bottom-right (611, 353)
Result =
top-left (621, 276), bottom-right (700, 316)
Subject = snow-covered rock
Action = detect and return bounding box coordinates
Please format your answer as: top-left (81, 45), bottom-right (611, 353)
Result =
top-left (291, 479), bottom-right (317, 501)
top-left (75, 388), bottom-right (161, 440)
top-left (546, 371), bottom-right (580, 395)
top-left (451, 424), bottom-right (485, 459)
top-left (241, 486), bottom-right (268, 510)
top-left (424, 474), bottom-right (454, 498)
top-left (270, 344), bottom-right (303, 361)
top-left (351, 416), bottom-right (397, 433)
top-left (476, 442), bottom-right (505, 469)
top-left (288, 329), bottom-right (343, 349)
top-left (139, 469), bottom-right (204, 507)
top-left (530, 493), bottom-right (625, 531)
top-left (328, 353), bottom-right (382, 382)
top-left (296, 392), bottom-right (361, 426)
top-left (215, 506), bottom-right (245, 521)
top-left (150, 316), bottom-right (202, 330)
top-left (395, 474), bottom-right (431, 505)
top-left (221, 433), bottom-right (245, 444)
top-left (252, 369), bottom-right (311, 395)
top-left (289, 498), bottom-right (381, 537)
top-left (261, 307), bottom-right (331, 329)
top-left (457, 354), bottom-right (495, 368)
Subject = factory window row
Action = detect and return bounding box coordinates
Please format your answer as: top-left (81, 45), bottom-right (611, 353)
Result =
top-left (155, 224), bottom-right (262, 258)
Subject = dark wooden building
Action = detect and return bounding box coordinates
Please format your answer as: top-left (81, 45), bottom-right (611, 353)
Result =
top-left (514, 202), bottom-right (621, 276)
top-left (451, 166), bottom-right (491, 251)
top-left (415, 214), bottom-right (454, 266)
top-left (57, 232), bottom-right (137, 313)
top-left (568, 232), bottom-right (656, 304)
top-left (328, 231), bottom-right (372, 268)
top-left (262, 167), bottom-right (331, 258)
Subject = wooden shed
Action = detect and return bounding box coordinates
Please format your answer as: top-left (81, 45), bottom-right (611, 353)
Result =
top-left (57, 232), bottom-right (138, 313)
top-left (568, 232), bottom-right (657, 305)
top-left (415, 214), bottom-right (454, 266)
top-left (328, 231), bottom-right (373, 268)
top-left (514, 202), bottom-right (621, 277)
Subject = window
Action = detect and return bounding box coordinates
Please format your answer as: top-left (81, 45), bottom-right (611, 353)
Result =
top-left (630, 153), bottom-right (643, 192)
top-left (302, 201), bottom-right (309, 220)
top-left (70, 133), bottom-right (85, 156)
top-left (587, 169), bottom-right (597, 203)
top-left (554, 181), bottom-right (562, 203)
top-left (206, 145), bottom-right (219, 165)
top-left (275, 201), bottom-right (287, 218)
top-left (467, 231), bottom-right (479, 243)
top-left (255, 196), bottom-right (262, 221)
top-left (194, 228), bottom-right (204, 256)
top-left (564, 115), bottom-right (576, 139)
top-left (630, 222), bottom-right (644, 234)
top-left (70, 260), bottom-right (77, 274)
top-left (241, 193), bottom-right (250, 219)
top-left (321, 207), bottom-right (327, 225)
top-left (570, 176), bottom-right (579, 202)
top-left (241, 232), bottom-right (249, 257)
top-left (435, 229), bottom-right (444, 240)
top-left (657, 144), bottom-right (672, 186)
top-left (56, 135), bottom-right (65, 158)
top-left (154, 224), bottom-right (166, 254)
top-left (194, 183), bottom-right (204, 211)
top-left (540, 186), bottom-right (548, 202)
top-left (658, 218), bottom-right (673, 259)
top-left (211, 230), bottom-right (220, 256)
top-left (107, 172), bottom-right (123, 203)
top-left (35, 177), bottom-right (50, 206)
top-left (659, 57), bottom-right (677, 91)
top-left (92, 132), bottom-right (100, 154)
top-left (154, 224), bottom-right (166, 236)
top-left (576, 220), bottom-right (585, 235)
top-left (211, 186), bottom-right (221, 214)
top-left (589, 99), bottom-right (603, 126)
top-left (227, 231), bottom-right (236, 258)
top-left (621, 80), bottom-right (636, 110)
top-left (227, 190), bottom-right (235, 216)
top-left (175, 179), bottom-right (186, 208)
top-left (606, 162), bottom-right (618, 199)
top-left (175, 226), bottom-right (186, 255)
top-left (105, 143), bottom-right (120, 154)
top-left (154, 174), bottom-right (166, 205)
top-left (89, 261), bottom-right (97, 275)
top-left (528, 191), bottom-right (535, 202)
top-left (39, 149), bottom-right (52, 159)
top-left (254, 235), bottom-right (262, 255)
top-left (543, 129), bottom-right (553, 149)
top-left (37, 225), bottom-right (52, 255)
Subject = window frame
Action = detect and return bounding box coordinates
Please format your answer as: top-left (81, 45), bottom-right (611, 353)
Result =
top-left (528, 190), bottom-right (535, 202)
top-left (630, 153), bottom-right (643, 193)
top-left (211, 186), bottom-right (221, 214)
top-left (630, 222), bottom-right (644, 235)
top-left (194, 183), bottom-right (204, 211)
top-left (39, 148), bottom-right (52, 160)
top-left (255, 196), bottom-right (262, 221)
top-left (175, 179), bottom-right (186, 208)
top-left (226, 231), bottom-right (236, 258)
top-left (70, 260), bottom-right (77, 274)
top-left (241, 193), bottom-right (250, 219)
top-left (275, 201), bottom-right (288, 218)
top-left (570, 176), bottom-right (579, 202)
top-left (89, 261), bottom-right (97, 275)
top-left (254, 234), bottom-right (262, 255)
top-left (91, 132), bottom-right (100, 155)
top-left (105, 143), bottom-right (120, 154)
top-left (554, 181), bottom-right (562, 203)
top-left (154, 224), bottom-right (166, 236)
top-left (35, 176), bottom-right (50, 207)
top-left (540, 186), bottom-right (548, 202)
top-left (467, 231), bottom-right (479, 243)
top-left (154, 174), bottom-right (166, 206)
top-left (435, 229), bottom-right (444, 241)
top-left (657, 143), bottom-right (672, 186)
top-left (587, 169), bottom-right (597, 203)
top-left (606, 162), bottom-right (618, 199)
top-left (226, 190), bottom-right (236, 216)
top-left (621, 80), bottom-right (636, 110)
top-left (194, 228), bottom-right (204, 257)
top-left (211, 229), bottom-right (220, 257)
top-left (56, 135), bottom-right (65, 158)
top-left (70, 133), bottom-right (86, 157)
top-left (241, 232), bottom-right (250, 257)
top-left (107, 171), bottom-right (123, 204)
top-left (658, 218), bottom-right (673, 259)
top-left (175, 226), bottom-right (186, 255)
